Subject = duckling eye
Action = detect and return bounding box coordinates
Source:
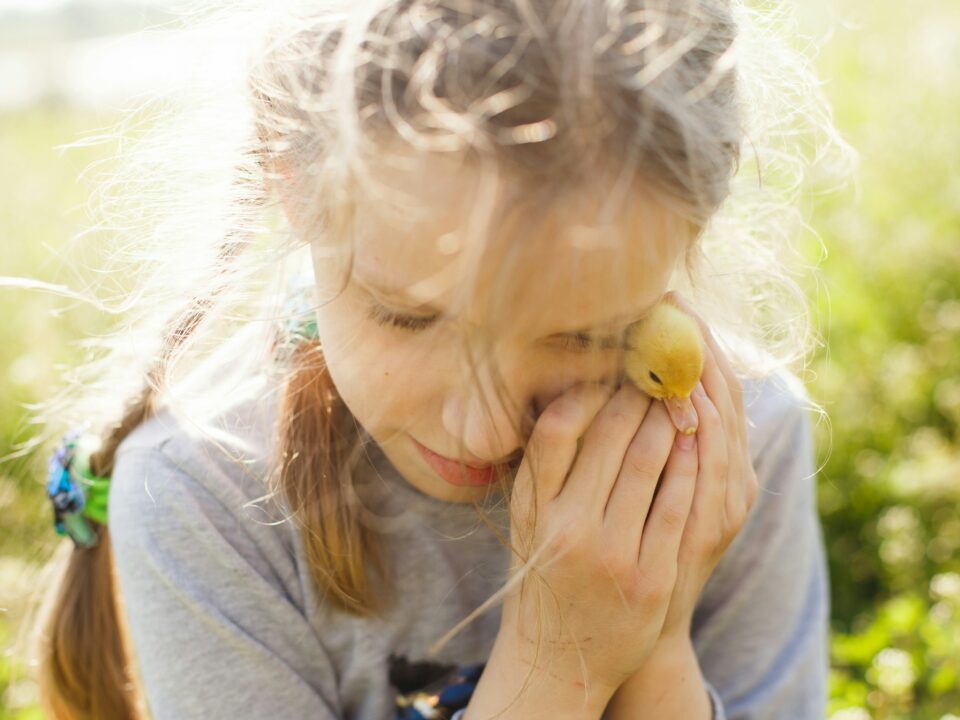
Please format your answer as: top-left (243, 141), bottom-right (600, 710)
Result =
top-left (649, 371), bottom-right (662, 385)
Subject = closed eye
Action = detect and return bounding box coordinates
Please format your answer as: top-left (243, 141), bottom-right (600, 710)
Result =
top-left (366, 302), bottom-right (439, 331)
top-left (554, 331), bottom-right (623, 352)
top-left (368, 299), bottom-right (621, 352)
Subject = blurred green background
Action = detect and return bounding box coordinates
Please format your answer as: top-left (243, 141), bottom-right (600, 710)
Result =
top-left (1, 0), bottom-right (958, 718)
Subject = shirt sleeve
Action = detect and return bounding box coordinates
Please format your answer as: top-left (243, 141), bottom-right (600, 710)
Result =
top-left (690, 382), bottom-right (830, 720)
top-left (109, 443), bottom-right (344, 720)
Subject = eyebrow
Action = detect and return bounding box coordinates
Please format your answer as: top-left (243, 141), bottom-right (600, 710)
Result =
top-left (354, 271), bottom-right (660, 335)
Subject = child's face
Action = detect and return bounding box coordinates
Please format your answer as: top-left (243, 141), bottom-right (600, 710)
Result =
top-left (307, 151), bottom-right (693, 504)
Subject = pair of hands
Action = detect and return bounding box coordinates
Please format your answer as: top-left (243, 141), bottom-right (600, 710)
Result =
top-left (500, 291), bottom-right (760, 696)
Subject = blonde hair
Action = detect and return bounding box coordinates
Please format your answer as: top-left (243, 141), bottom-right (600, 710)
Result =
top-left (8, 0), bottom-right (854, 717)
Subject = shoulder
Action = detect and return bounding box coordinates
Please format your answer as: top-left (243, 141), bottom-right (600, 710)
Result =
top-left (110, 319), bottom-right (287, 517)
top-left (111, 373), bottom-right (283, 517)
top-left (739, 366), bottom-right (818, 470)
top-left (108, 379), bottom-right (297, 567)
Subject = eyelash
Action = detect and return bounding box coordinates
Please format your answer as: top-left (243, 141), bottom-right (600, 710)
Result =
top-left (366, 302), bottom-right (439, 332)
top-left (366, 302), bottom-right (618, 351)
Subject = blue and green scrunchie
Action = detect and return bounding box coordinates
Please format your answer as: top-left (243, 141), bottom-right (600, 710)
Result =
top-left (45, 271), bottom-right (321, 548)
top-left (46, 429), bottom-right (110, 549)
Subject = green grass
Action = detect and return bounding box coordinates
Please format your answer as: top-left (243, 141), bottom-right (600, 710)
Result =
top-left (2, 1), bottom-right (960, 717)
top-left (801, 0), bottom-right (960, 716)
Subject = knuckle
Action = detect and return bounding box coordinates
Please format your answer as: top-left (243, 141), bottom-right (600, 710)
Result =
top-left (659, 504), bottom-right (688, 530)
top-left (542, 521), bottom-right (580, 558)
top-left (717, 468), bottom-right (730, 491)
top-left (603, 406), bottom-right (636, 428)
top-left (597, 546), bottom-right (635, 582)
top-left (715, 451), bottom-right (729, 476)
top-left (623, 446), bottom-right (659, 481)
top-left (635, 567), bottom-right (675, 604)
top-left (698, 525), bottom-right (726, 554)
top-left (715, 518), bottom-right (732, 543)
top-left (726, 500), bottom-right (748, 529)
top-left (534, 407), bottom-right (579, 446)
top-left (591, 410), bottom-right (635, 446)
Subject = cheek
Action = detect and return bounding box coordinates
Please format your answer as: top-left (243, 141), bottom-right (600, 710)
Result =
top-left (522, 352), bottom-right (623, 414)
top-left (314, 296), bottom-right (448, 427)
top-left (313, 297), bottom-right (379, 421)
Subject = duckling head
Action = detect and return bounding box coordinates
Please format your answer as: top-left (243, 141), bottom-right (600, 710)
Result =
top-left (622, 299), bottom-right (704, 435)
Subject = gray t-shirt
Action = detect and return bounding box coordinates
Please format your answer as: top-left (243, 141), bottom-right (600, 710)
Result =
top-left (109, 366), bottom-right (829, 720)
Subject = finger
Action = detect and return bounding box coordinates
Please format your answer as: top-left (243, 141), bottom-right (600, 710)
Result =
top-left (516, 382), bottom-right (619, 517)
top-left (699, 339), bottom-right (751, 490)
top-left (687, 381), bottom-right (728, 535)
top-left (601, 400), bottom-right (676, 548)
top-left (701, 341), bottom-right (741, 451)
top-left (666, 292), bottom-right (747, 443)
top-left (665, 292), bottom-right (744, 448)
top-left (691, 367), bottom-right (741, 526)
top-left (637, 422), bottom-right (698, 574)
top-left (698, 379), bottom-right (753, 528)
top-left (560, 382), bottom-right (653, 520)
top-left (693, 377), bottom-right (742, 534)
top-left (725, 445), bottom-right (751, 528)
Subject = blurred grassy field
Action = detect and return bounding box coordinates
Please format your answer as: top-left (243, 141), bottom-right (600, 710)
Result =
top-left (2, 0), bottom-right (959, 717)
top-left (800, 0), bottom-right (960, 717)
top-left (0, 105), bottom-right (119, 720)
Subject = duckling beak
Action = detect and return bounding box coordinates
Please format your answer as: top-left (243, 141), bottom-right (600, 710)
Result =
top-left (664, 396), bottom-right (699, 436)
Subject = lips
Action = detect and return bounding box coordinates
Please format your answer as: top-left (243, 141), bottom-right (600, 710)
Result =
top-left (411, 436), bottom-right (501, 487)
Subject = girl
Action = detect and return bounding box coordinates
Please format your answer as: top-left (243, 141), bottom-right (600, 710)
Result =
top-left (24, 0), bottom-right (854, 718)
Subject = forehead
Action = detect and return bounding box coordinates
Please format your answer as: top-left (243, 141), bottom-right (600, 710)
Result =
top-left (343, 149), bottom-right (691, 334)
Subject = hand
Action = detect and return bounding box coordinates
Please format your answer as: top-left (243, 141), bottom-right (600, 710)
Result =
top-left (499, 377), bottom-right (701, 697)
top-left (653, 291), bottom-right (760, 643)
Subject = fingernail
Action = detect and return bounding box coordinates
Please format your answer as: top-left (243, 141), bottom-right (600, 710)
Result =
top-left (693, 381), bottom-right (705, 399)
top-left (677, 432), bottom-right (696, 450)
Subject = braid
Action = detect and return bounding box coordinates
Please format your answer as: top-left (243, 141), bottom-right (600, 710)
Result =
top-left (38, 170), bottom-right (261, 720)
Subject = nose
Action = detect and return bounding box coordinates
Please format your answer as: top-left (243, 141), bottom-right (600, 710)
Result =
top-left (441, 362), bottom-right (531, 466)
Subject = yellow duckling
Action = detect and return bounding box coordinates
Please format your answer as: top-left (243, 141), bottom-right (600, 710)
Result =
top-left (623, 297), bottom-right (704, 435)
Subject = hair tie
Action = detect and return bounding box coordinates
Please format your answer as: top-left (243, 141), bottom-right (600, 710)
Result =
top-left (46, 429), bottom-right (109, 549)
top-left (46, 273), bottom-right (321, 547)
